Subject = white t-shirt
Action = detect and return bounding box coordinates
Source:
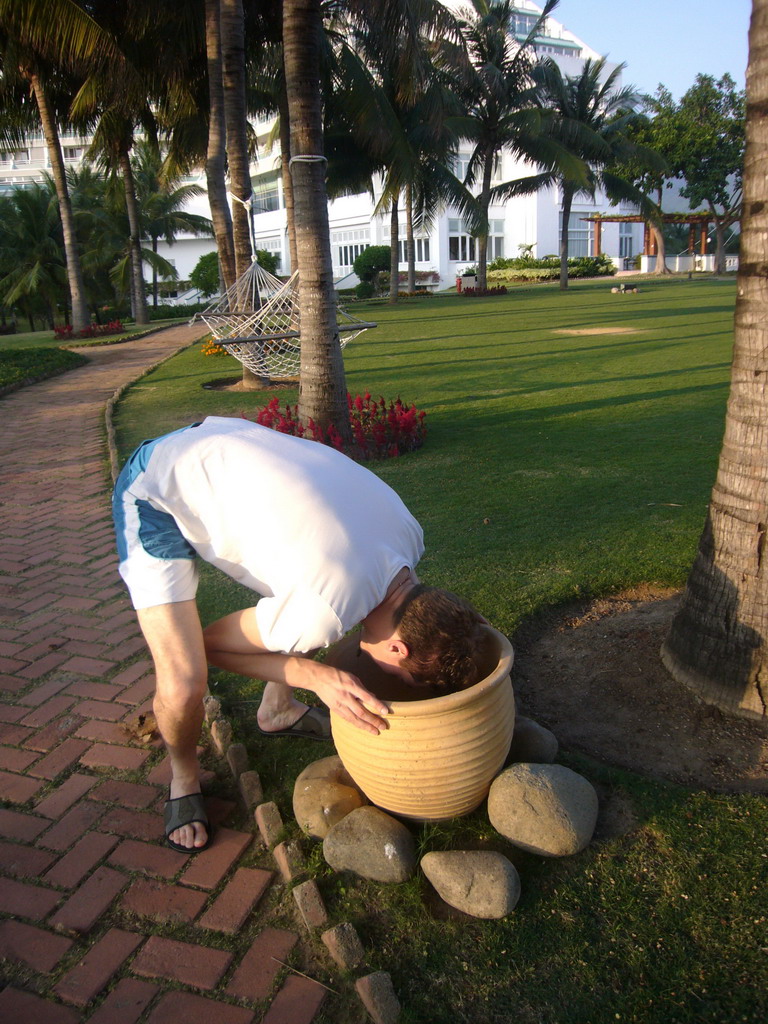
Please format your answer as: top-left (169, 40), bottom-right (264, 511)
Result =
top-left (120, 416), bottom-right (424, 653)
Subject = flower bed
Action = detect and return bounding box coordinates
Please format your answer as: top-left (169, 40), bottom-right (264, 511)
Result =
top-left (250, 392), bottom-right (426, 459)
top-left (53, 320), bottom-right (125, 341)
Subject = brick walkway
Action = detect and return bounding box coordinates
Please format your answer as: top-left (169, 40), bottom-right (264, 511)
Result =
top-left (0, 326), bottom-right (334, 1023)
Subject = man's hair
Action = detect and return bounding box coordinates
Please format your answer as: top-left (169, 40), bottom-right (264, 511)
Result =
top-left (393, 585), bottom-right (487, 693)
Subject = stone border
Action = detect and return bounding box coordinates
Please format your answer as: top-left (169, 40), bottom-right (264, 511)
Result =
top-left (103, 337), bottom-right (399, 1024)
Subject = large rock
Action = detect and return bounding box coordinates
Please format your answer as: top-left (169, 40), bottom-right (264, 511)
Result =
top-left (505, 716), bottom-right (558, 764)
top-left (323, 806), bottom-right (416, 882)
top-left (488, 763), bottom-right (598, 856)
top-left (421, 850), bottom-right (521, 919)
top-left (293, 755), bottom-right (366, 839)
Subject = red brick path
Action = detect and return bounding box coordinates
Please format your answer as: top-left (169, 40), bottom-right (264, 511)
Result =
top-left (0, 327), bottom-right (331, 1023)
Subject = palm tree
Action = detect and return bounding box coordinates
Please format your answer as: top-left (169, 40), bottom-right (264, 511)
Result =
top-left (451, 0), bottom-right (562, 290)
top-left (0, 0), bottom-right (123, 331)
top-left (220, 0), bottom-right (253, 281)
top-left (0, 182), bottom-right (67, 329)
top-left (660, 0), bottom-right (768, 721)
top-left (132, 140), bottom-right (213, 306)
top-left (531, 56), bottom-right (656, 290)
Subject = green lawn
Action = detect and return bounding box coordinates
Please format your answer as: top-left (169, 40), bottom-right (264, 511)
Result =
top-left (0, 318), bottom-right (193, 392)
top-left (110, 276), bottom-right (768, 1024)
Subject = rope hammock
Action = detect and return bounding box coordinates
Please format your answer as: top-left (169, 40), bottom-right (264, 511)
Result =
top-left (194, 258), bottom-right (376, 381)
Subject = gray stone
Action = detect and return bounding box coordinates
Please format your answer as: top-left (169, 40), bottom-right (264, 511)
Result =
top-left (226, 742), bottom-right (250, 779)
top-left (506, 716), bottom-right (558, 764)
top-left (323, 806), bottom-right (416, 883)
top-left (255, 801), bottom-right (284, 848)
top-left (273, 839), bottom-right (305, 882)
top-left (203, 695), bottom-right (221, 723)
top-left (420, 850), bottom-right (521, 919)
top-left (209, 716), bottom-right (232, 756)
top-left (239, 770), bottom-right (264, 809)
top-left (488, 762), bottom-right (599, 857)
top-left (292, 878), bottom-right (328, 930)
top-left (322, 921), bottom-right (365, 969)
top-left (293, 755), bottom-right (366, 838)
top-left (355, 971), bottom-right (401, 1024)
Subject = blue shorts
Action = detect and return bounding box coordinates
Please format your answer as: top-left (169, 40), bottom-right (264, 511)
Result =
top-left (112, 426), bottom-right (199, 609)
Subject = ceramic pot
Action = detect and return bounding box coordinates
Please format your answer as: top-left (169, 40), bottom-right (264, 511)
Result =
top-left (327, 626), bottom-right (515, 821)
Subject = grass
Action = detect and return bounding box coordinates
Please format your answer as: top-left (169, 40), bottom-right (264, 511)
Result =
top-left (109, 276), bottom-right (768, 1024)
top-left (0, 318), bottom-right (193, 392)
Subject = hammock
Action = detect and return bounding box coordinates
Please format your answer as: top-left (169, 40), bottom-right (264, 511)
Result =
top-left (194, 259), bottom-right (376, 380)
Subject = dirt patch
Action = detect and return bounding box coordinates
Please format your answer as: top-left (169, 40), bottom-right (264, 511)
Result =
top-left (511, 587), bottom-right (768, 794)
top-left (555, 327), bottom-right (646, 335)
top-left (202, 375), bottom-right (298, 391)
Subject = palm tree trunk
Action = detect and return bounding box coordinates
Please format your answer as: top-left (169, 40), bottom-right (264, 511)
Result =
top-left (152, 236), bottom-right (159, 306)
top-left (204, 0), bottom-right (236, 290)
top-left (389, 194), bottom-right (400, 304)
top-left (476, 148), bottom-right (494, 291)
top-left (119, 149), bottom-right (148, 326)
top-left (28, 72), bottom-right (89, 332)
top-left (710, 207), bottom-right (727, 275)
top-left (278, 83), bottom-right (298, 274)
top-left (221, 0), bottom-right (252, 281)
top-left (406, 182), bottom-right (416, 294)
top-left (559, 185), bottom-right (574, 290)
top-left (650, 223), bottom-right (671, 275)
top-left (661, 0), bottom-right (768, 721)
top-left (283, 0), bottom-right (350, 440)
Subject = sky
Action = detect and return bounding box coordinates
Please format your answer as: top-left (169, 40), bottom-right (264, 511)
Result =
top-left (553, 0), bottom-right (751, 100)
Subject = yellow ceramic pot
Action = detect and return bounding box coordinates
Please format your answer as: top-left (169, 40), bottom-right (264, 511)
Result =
top-left (327, 626), bottom-right (515, 821)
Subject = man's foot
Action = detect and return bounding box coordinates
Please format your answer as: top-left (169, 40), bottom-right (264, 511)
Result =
top-left (256, 705), bottom-right (331, 741)
top-left (165, 781), bottom-right (210, 851)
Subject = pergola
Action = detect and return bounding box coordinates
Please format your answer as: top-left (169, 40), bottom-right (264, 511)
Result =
top-left (582, 212), bottom-right (714, 258)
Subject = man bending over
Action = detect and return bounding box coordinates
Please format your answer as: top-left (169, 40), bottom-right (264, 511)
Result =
top-left (113, 416), bottom-right (485, 853)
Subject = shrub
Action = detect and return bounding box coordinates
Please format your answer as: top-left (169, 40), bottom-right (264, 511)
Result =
top-left (355, 281), bottom-right (375, 299)
top-left (353, 245), bottom-right (391, 284)
top-left (461, 285), bottom-right (508, 296)
top-left (53, 320), bottom-right (124, 341)
top-left (250, 393), bottom-right (427, 459)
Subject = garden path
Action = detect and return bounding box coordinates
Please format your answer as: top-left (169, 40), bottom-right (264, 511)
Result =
top-left (0, 324), bottom-right (331, 1023)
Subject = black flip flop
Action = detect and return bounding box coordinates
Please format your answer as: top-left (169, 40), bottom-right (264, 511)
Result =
top-left (255, 706), bottom-right (331, 741)
top-left (164, 792), bottom-right (214, 853)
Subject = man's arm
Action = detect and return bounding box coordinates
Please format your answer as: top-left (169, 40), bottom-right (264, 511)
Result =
top-left (203, 609), bottom-right (390, 734)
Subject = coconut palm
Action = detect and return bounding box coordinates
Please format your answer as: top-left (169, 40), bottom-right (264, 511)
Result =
top-left (132, 140), bottom-right (213, 306)
top-left (450, 0), bottom-right (564, 290)
top-left (530, 56), bottom-right (657, 290)
top-left (0, 0), bottom-right (119, 330)
top-left (0, 181), bottom-right (67, 329)
top-left (660, 0), bottom-right (768, 720)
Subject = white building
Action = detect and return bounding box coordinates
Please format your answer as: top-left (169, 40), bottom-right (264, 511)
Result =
top-left (0, 2), bottom-right (649, 299)
top-left (245, 0), bottom-right (645, 291)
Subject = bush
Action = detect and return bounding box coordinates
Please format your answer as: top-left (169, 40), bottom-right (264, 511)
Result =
top-left (461, 285), bottom-right (508, 296)
top-left (355, 281), bottom-right (375, 299)
top-left (487, 253), bottom-right (617, 283)
top-left (0, 347), bottom-right (87, 391)
top-left (353, 245), bottom-right (390, 286)
top-left (250, 393), bottom-right (427, 459)
top-left (53, 320), bottom-right (124, 341)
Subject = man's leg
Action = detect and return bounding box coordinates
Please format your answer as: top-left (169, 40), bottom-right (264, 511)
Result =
top-left (137, 600), bottom-right (209, 850)
top-left (203, 610), bottom-right (320, 733)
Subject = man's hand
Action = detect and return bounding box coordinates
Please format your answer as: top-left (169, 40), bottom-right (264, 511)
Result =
top-left (299, 661), bottom-right (390, 734)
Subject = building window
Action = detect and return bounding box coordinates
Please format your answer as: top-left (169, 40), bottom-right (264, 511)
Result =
top-left (252, 177), bottom-right (281, 214)
top-left (448, 218), bottom-right (476, 262)
top-left (394, 237), bottom-right (431, 263)
top-left (488, 219), bottom-right (505, 260)
top-left (450, 152), bottom-right (472, 182)
top-left (332, 228), bottom-right (370, 272)
top-left (256, 236), bottom-right (282, 270)
top-left (63, 147), bottom-right (83, 161)
top-left (619, 222), bottom-right (634, 259)
top-left (560, 211), bottom-right (593, 258)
